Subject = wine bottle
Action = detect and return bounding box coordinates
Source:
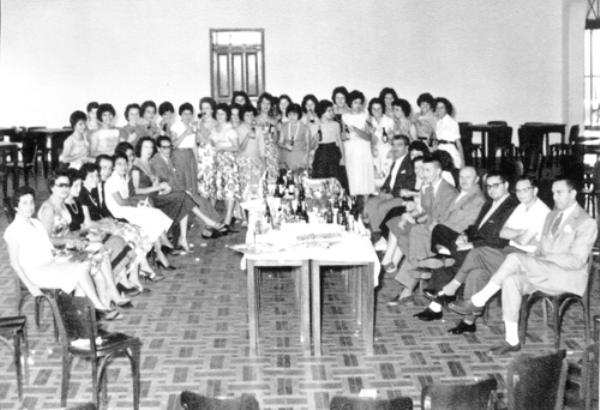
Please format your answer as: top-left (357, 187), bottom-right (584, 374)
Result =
top-left (325, 204), bottom-right (333, 224)
top-left (382, 127), bottom-right (389, 143)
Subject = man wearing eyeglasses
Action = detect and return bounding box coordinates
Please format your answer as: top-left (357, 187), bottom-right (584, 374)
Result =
top-left (415, 176), bottom-right (549, 327)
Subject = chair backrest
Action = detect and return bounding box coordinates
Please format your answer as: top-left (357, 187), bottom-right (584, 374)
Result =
top-left (487, 120), bottom-right (508, 127)
top-left (329, 396), bottom-right (413, 410)
top-left (458, 122), bottom-right (473, 145)
top-left (421, 378), bottom-right (497, 410)
top-left (179, 391), bottom-right (260, 410)
top-left (506, 350), bottom-right (567, 410)
top-left (568, 124), bottom-right (580, 144)
top-left (55, 292), bottom-right (99, 351)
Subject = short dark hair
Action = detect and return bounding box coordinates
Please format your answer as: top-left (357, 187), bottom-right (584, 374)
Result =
top-left (257, 92), bottom-right (274, 115)
top-left (96, 103), bottom-right (116, 121)
top-left (141, 100), bottom-right (157, 116)
top-left (301, 94), bottom-right (319, 113)
top-left (315, 100), bottom-right (333, 118)
top-left (486, 170), bottom-right (509, 184)
top-left (422, 157), bottom-right (442, 170)
top-left (115, 141), bottom-right (134, 156)
top-left (48, 168), bottom-right (71, 191)
top-left (156, 135), bottom-right (172, 148)
top-left (367, 98), bottom-right (384, 116)
top-left (86, 101), bottom-right (99, 113)
top-left (135, 136), bottom-right (157, 158)
top-left (124, 103), bottom-right (141, 121)
top-left (69, 110), bottom-right (87, 128)
top-left (158, 101), bottom-right (175, 116)
top-left (79, 163), bottom-right (99, 181)
top-left (412, 155), bottom-right (425, 165)
top-left (286, 103), bottom-right (303, 119)
top-left (12, 186), bottom-right (36, 209)
top-left (215, 103), bottom-right (231, 121)
top-left (179, 102), bottom-right (194, 116)
top-left (66, 167), bottom-right (82, 183)
top-left (95, 154), bottom-right (113, 167)
top-left (113, 151), bottom-right (129, 164)
top-left (199, 97), bottom-right (217, 117)
top-left (240, 104), bottom-right (257, 118)
top-left (231, 91), bottom-right (251, 106)
top-left (431, 150), bottom-right (455, 171)
top-left (553, 175), bottom-right (579, 192)
top-left (378, 87), bottom-right (398, 103)
top-left (392, 98), bottom-right (412, 117)
top-left (331, 86), bottom-right (349, 103)
top-left (347, 90), bottom-right (365, 105)
top-left (416, 92), bottom-right (435, 108)
top-left (409, 140), bottom-right (430, 155)
top-left (516, 175), bottom-right (538, 188)
top-left (434, 97), bottom-right (454, 116)
top-left (392, 134), bottom-right (410, 146)
top-left (277, 95), bottom-right (292, 116)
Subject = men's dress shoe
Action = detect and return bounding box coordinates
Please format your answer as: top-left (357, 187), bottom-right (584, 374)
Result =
top-left (489, 341), bottom-right (521, 355)
top-left (423, 289), bottom-right (456, 305)
top-left (116, 284), bottom-right (141, 297)
top-left (448, 300), bottom-right (484, 316)
top-left (417, 257), bottom-right (445, 270)
top-left (448, 320), bottom-right (476, 334)
top-left (414, 308), bottom-right (443, 321)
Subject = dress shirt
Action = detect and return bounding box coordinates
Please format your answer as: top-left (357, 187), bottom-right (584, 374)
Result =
top-left (504, 197), bottom-right (551, 252)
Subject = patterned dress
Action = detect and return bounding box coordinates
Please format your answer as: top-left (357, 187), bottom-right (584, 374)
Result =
top-left (211, 123), bottom-right (241, 201)
top-left (237, 123), bottom-right (265, 201)
top-left (197, 118), bottom-right (217, 199)
top-left (256, 114), bottom-right (279, 180)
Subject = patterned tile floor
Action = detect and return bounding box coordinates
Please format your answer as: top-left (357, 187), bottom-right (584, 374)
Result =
top-left (0, 203), bottom-right (597, 409)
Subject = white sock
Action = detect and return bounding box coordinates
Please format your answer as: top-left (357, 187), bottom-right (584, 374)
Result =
top-left (504, 321), bottom-right (519, 345)
top-left (471, 282), bottom-right (500, 307)
top-left (442, 280), bottom-right (461, 296)
top-left (429, 302), bottom-right (442, 313)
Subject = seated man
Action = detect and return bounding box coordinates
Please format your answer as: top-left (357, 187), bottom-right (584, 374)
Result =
top-left (450, 176), bottom-right (597, 354)
top-left (416, 176), bottom-right (550, 328)
top-left (385, 157), bottom-right (457, 305)
top-left (364, 134), bottom-right (415, 250)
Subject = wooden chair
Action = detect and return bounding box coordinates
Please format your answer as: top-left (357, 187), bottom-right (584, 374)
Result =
top-left (421, 378), bottom-right (497, 410)
top-left (54, 291), bottom-right (141, 409)
top-left (330, 396), bottom-right (413, 410)
top-left (180, 391), bottom-right (260, 409)
top-left (0, 315), bottom-right (28, 401)
top-left (16, 279), bottom-right (60, 342)
top-left (459, 122), bottom-right (482, 168)
top-left (581, 315), bottom-right (600, 410)
top-left (518, 254), bottom-right (594, 349)
top-left (506, 350), bottom-right (568, 410)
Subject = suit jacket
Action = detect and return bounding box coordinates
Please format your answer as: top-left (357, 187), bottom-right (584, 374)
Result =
top-left (531, 204), bottom-right (597, 295)
top-left (150, 154), bottom-right (184, 191)
top-left (381, 155), bottom-right (415, 197)
top-left (421, 179), bottom-right (457, 223)
top-left (440, 186), bottom-right (486, 233)
top-left (466, 195), bottom-right (519, 248)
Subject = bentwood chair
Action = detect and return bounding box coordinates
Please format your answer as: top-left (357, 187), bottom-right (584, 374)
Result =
top-left (329, 396), bottom-right (413, 410)
top-left (16, 278), bottom-right (60, 341)
top-left (518, 254), bottom-right (595, 350)
top-left (421, 378), bottom-right (497, 410)
top-left (0, 314), bottom-right (28, 401)
top-left (180, 391), bottom-right (260, 409)
top-left (506, 350), bottom-right (568, 410)
top-left (55, 291), bottom-right (141, 409)
top-left (580, 315), bottom-right (600, 410)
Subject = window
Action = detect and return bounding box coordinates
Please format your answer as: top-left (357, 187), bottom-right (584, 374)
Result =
top-left (585, 1), bottom-right (600, 128)
top-left (210, 29), bottom-right (265, 103)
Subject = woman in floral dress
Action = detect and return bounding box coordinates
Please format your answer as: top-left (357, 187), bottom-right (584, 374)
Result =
top-left (255, 92), bottom-right (279, 179)
top-left (197, 97), bottom-right (218, 200)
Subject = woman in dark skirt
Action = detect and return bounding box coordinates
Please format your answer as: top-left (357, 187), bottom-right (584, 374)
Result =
top-left (312, 100), bottom-right (343, 182)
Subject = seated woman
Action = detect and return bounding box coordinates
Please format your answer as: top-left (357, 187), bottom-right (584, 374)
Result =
top-left (133, 137), bottom-right (224, 245)
top-left (5, 186), bottom-right (117, 316)
top-left (89, 103), bottom-right (126, 157)
top-left (312, 100), bottom-right (343, 181)
top-left (104, 152), bottom-right (174, 270)
top-left (37, 170), bottom-right (130, 312)
top-left (60, 111), bottom-right (94, 169)
top-left (65, 168), bottom-right (144, 294)
top-left (278, 103), bottom-right (315, 171)
top-left (78, 162), bottom-right (163, 282)
top-left (434, 97), bottom-right (465, 168)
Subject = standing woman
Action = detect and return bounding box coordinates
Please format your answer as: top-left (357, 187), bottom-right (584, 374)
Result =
top-left (122, 103), bottom-right (145, 146)
top-left (138, 100), bottom-right (161, 139)
top-left (342, 90), bottom-right (376, 203)
top-left (368, 98), bottom-right (395, 184)
top-left (414, 93), bottom-right (437, 145)
top-left (276, 94), bottom-right (292, 125)
top-left (60, 110), bottom-right (93, 169)
top-left (230, 104), bottom-right (243, 129)
top-left (301, 94), bottom-right (320, 137)
top-left (237, 105), bottom-right (266, 201)
top-left (278, 103), bottom-right (315, 171)
top-left (256, 92), bottom-right (279, 179)
top-left (197, 97), bottom-right (218, 200)
top-left (312, 100), bottom-right (342, 181)
top-left (211, 104), bottom-right (241, 227)
top-left (379, 87), bottom-right (399, 119)
top-left (434, 97), bottom-right (464, 168)
top-left (231, 91), bottom-right (252, 107)
top-left (392, 98), bottom-right (417, 140)
top-left (331, 86), bottom-right (351, 122)
top-left (89, 103), bottom-right (126, 157)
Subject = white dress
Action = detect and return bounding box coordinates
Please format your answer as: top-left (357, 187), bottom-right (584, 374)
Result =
top-left (3, 215), bottom-right (89, 293)
top-left (342, 111), bottom-right (375, 195)
top-left (104, 173), bottom-right (172, 242)
top-left (371, 115), bottom-right (395, 183)
top-left (435, 114), bottom-right (462, 168)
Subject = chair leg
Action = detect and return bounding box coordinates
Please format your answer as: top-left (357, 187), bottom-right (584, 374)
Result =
top-left (60, 353), bottom-right (73, 407)
top-left (552, 299), bottom-right (561, 350)
top-left (130, 344), bottom-right (141, 410)
top-left (99, 359), bottom-right (108, 408)
top-left (91, 359), bottom-right (100, 408)
top-left (34, 297), bottom-right (42, 329)
top-left (518, 295), bottom-right (530, 345)
top-left (14, 331), bottom-right (23, 401)
top-left (583, 299), bottom-right (591, 347)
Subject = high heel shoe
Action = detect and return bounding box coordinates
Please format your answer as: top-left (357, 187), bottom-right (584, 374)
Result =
top-left (141, 269), bottom-right (166, 282)
top-left (156, 261), bottom-right (176, 271)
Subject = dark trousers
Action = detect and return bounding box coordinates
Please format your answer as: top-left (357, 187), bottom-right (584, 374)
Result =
top-left (379, 206), bottom-right (407, 238)
top-left (430, 224), bottom-right (460, 254)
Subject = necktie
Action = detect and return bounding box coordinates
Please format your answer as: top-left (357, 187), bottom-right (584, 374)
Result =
top-left (551, 212), bottom-right (563, 235)
top-left (99, 182), bottom-right (105, 207)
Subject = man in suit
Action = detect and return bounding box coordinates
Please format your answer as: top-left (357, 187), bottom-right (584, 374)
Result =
top-left (365, 134), bottom-right (415, 244)
top-left (416, 176), bottom-right (549, 327)
top-left (95, 154), bottom-right (116, 219)
top-left (386, 157), bottom-right (457, 304)
top-left (150, 136), bottom-right (223, 234)
top-left (450, 176), bottom-right (597, 354)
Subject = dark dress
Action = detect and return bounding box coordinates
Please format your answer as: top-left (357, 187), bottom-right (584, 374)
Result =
top-left (132, 164), bottom-right (196, 223)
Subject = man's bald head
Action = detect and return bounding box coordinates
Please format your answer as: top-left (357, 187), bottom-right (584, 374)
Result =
top-left (459, 166), bottom-right (478, 192)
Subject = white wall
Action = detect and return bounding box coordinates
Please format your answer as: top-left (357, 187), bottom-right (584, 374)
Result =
top-left (0, 0), bottom-right (583, 131)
